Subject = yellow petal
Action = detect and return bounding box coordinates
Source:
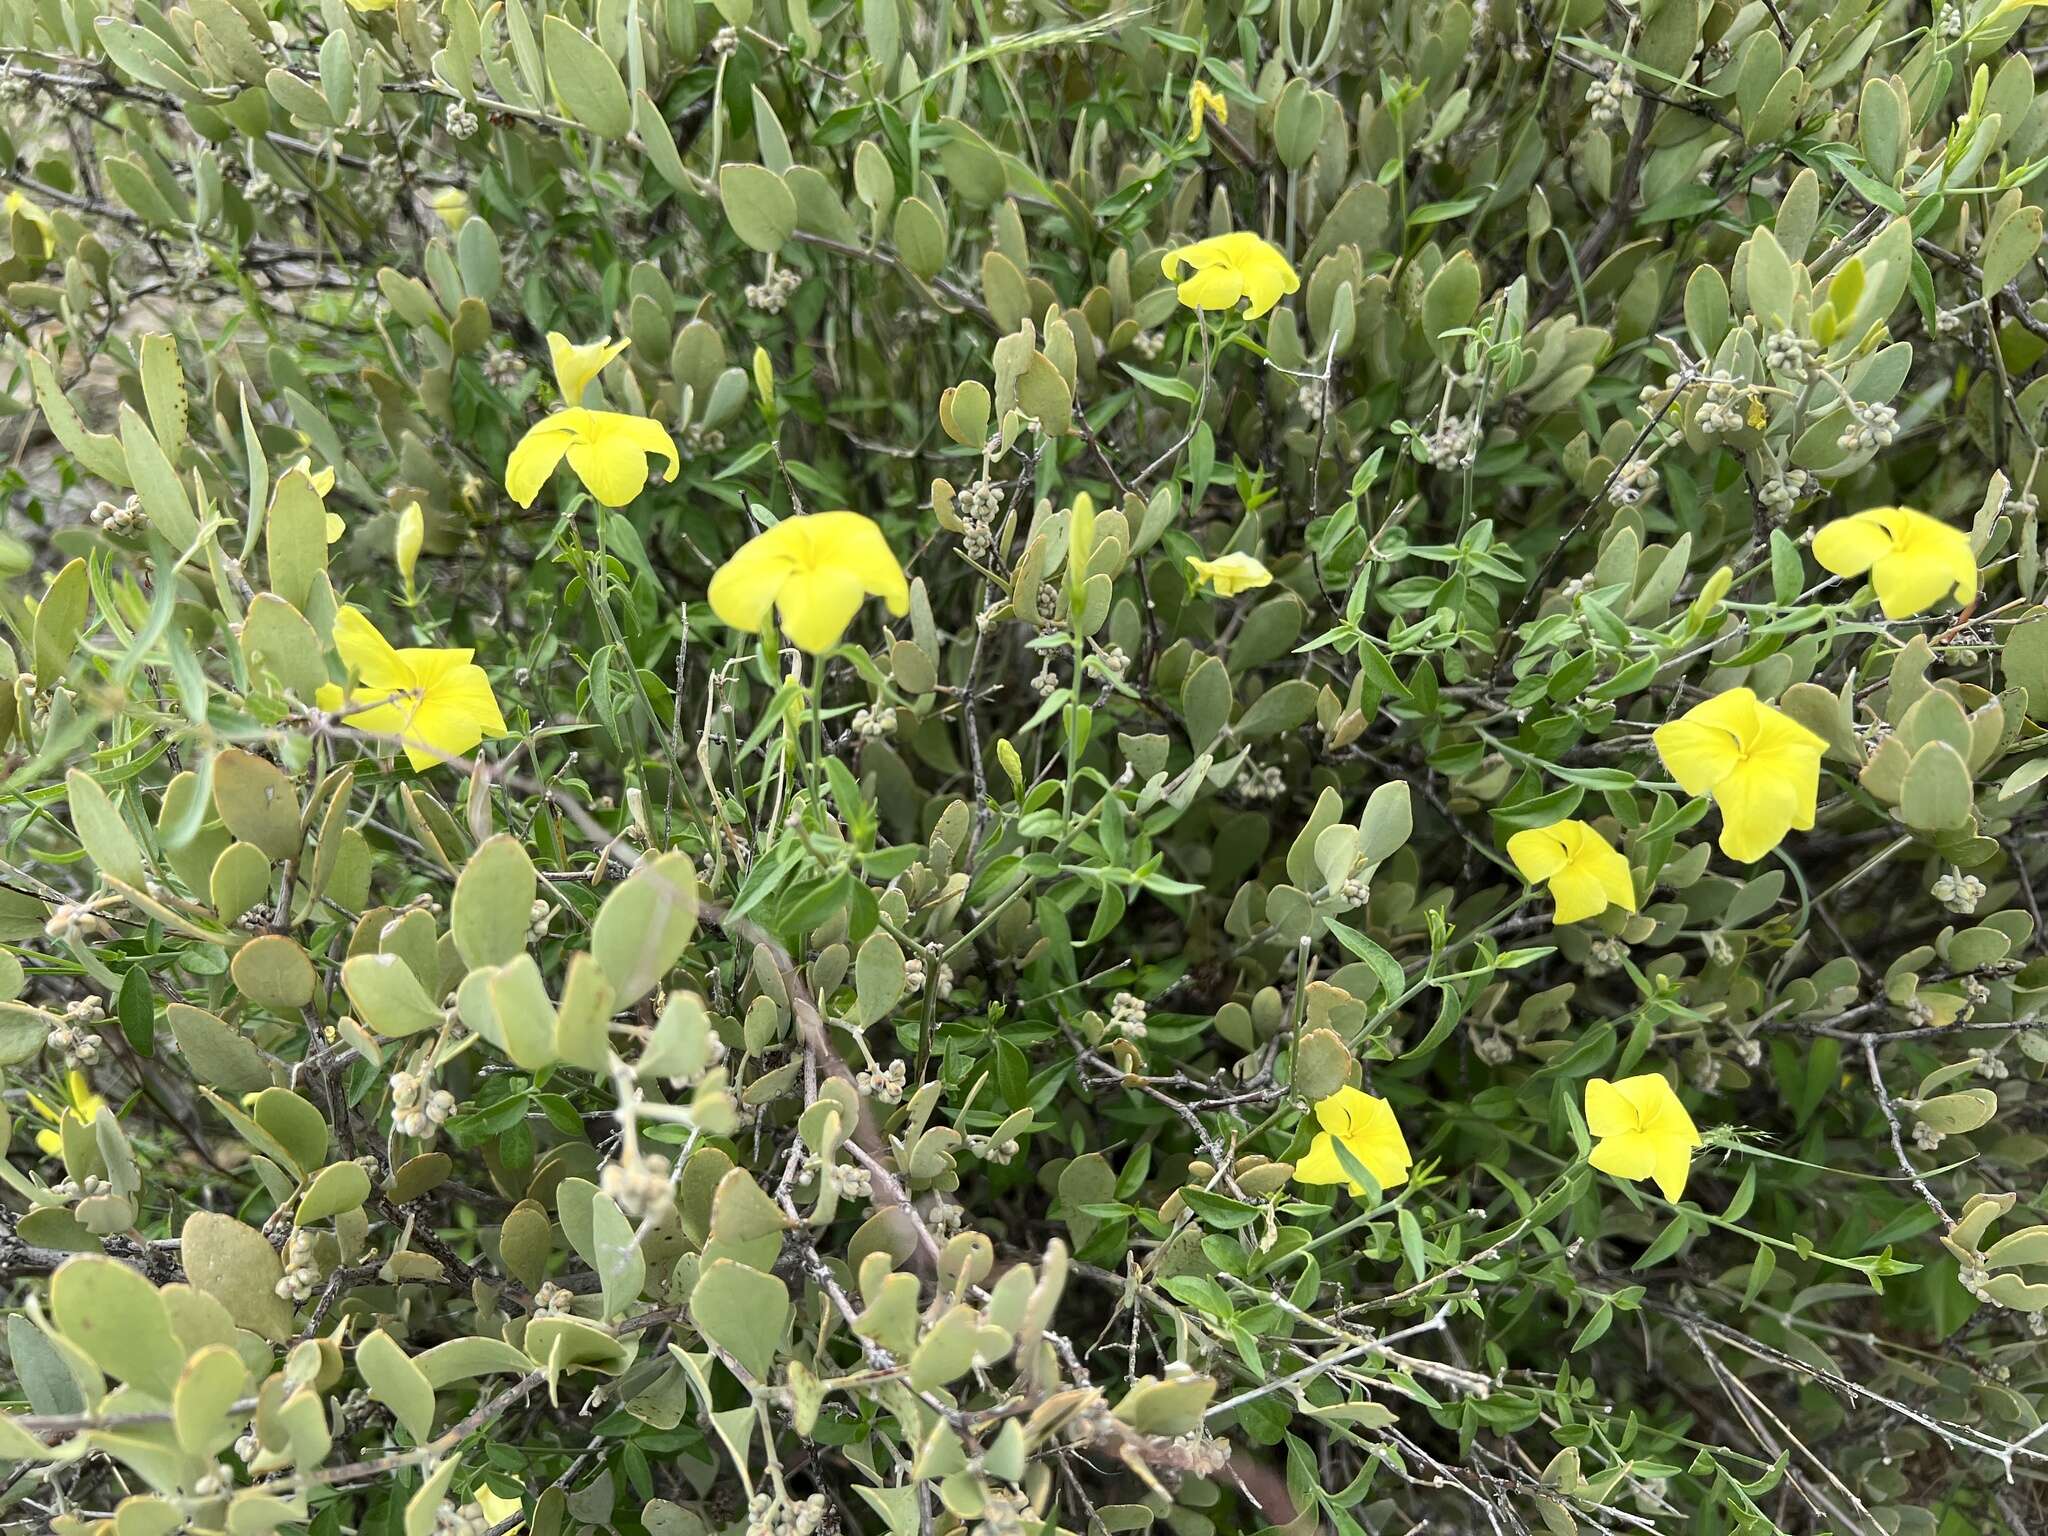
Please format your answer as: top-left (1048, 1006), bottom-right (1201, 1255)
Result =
top-left (505, 416), bottom-right (578, 508)
top-left (806, 511), bottom-right (911, 616)
top-left (1293, 1131), bottom-right (1358, 1192)
top-left (1583, 1078), bottom-right (1637, 1139)
top-left (1548, 864), bottom-right (1612, 924)
top-left (708, 538), bottom-right (799, 636)
top-left (1506, 825), bottom-right (1571, 884)
top-left (1187, 552), bottom-right (1272, 596)
top-left (1589, 1130), bottom-right (1660, 1183)
top-left (565, 411), bottom-right (681, 508)
top-left (1811, 511), bottom-right (1895, 580)
top-left (1712, 761), bottom-right (1801, 863)
top-left (331, 607), bottom-right (409, 691)
top-left (775, 565), bottom-right (870, 654)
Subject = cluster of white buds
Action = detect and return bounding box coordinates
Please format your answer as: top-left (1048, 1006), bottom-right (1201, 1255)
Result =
top-left (1097, 644), bottom-right (1129, 677)
top-left (600, 1149), bottom-right (674, 1221)
top-left (434, 1501), bottom-right (494, 1536)
top-left (956, 478), bottom-right (1005, 561)
top-left (1338, 873), bottom-right (1372, 906)
top-left (1935, 305), bottom-right (1969, 336)
top-left (483, 348), bottom-right (526, 390)
top-left (747, 1491), bottom-right (829, 1536)
top-left (681, 421), bottom-right (727, 458)
top-left (1961, 1260), bottom-right (1995, 1304)
top-left (50, 1174), bottom-right (111, 1202)
top-left (1964, 976), bottom-right (1991, 1006)
top-left (391, 1072), bottom-right (457, 1141)
top-left (244, 170), bottom-right (289, 215)
top-left (1129, 329), bottom-right (1164, 361)
top-left (1034, 582), bottom-right (1063, 626)
top-left (1762, 329), bottom-right (1818, 382)
top-left (974, 1132), bottom-right (1021, 1165)
top-left (527, 898), bottom-right (555, 942)
top-left (1473, 1031), bottom-right (1513, 1066)
top-left (1702, 931), bottom-right (1734, 966)
top-left (1912, 1119), bottom-right (1945, 1152)
top-left (44, 903), bottom-right (112, 944)
top-left (1692, 371), bottom-right (1751, 436)
top-left (927, 1197), bottom-right (966, 1235)
top-left (1108, 992), bottom-right (1149, 1040)
top-left (999, 0), bottom-right (1032, 25)
top-left (1837, 401), bottom-right (1898, 452)
top-left (89, 496), bottom-right (147, 535)
top-left (711, 24), bottom-right (740, 56)
top-left (1974, 1050), bottom-right (2010, 1081)
top-left (1759, 465), bottom-right (1815, 514)
top-left (534, 1280), bottom-right (575, 1315)
top-left (47, 1019), bottom-right (101, 1067)
top-left (1931, 870), bottom-right (1985, 914)
top-left (1587, 71), bottom-right (1632, 128)
top-left (1171, 1428), bottom-right (1234, 1477)
top-left (1732, 1035), bottom-right (1762, 1067)
top-left (1296, 382), bottom-right (1326, 421)
top-left (1233, 763), bottom-right (1286, 802)
top-left (1688, 1050), bottom-right (1723, 1092)
top-left (856, 1058), bottom-right (908, 1103)
top-left (444, 101), bottom-right (480, 139)
top-left (235, 1429), bottom-right (261, 1463)
top-left (1423, 414), bottom-right (1479, 470)
top-left (1937, 2), bottom-right (1963, 36)
top-left (1031, 665), bottom-right (1060, 699)
top-left (852, 706), bottom-right (897, 741)
top-left (745, 265), bottom-right (803, 313)
top-left (827, 1161), bottom-right (873, 1200)
top-left (1905, 997), bottom-right (1937, 1028)
top-left (276, 1228), bottom-right (321, 1301)
top-left (1585, 936), bottom-right (1629, 976)
top-left (1611, 458), bottom-right (1659, 507)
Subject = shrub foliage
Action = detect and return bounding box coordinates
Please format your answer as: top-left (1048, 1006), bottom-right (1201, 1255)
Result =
top-left (1, 0), bottom-right (2047, 1533)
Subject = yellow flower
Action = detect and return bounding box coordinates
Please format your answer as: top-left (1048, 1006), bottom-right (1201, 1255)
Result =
top-left (1812, 505), bottom-right (1977, 620)
top-left (1585, 1073), bottom-right (1702, 1202)
top-left (1187, 80), bottom-right (1229, 142)
top-left (1160, 232), bottom-right (1300, 320)
top-left (708, 512), bottom-right (910, 655)
top-left (505, 336), bottom-right (678, 509)
top-left (506, 407), bottom-right (679, 509)
top-left (316, 607), bottom-right (508, 771)
top-left (1294, 1087), bottom-right (1412, 1196)
top-left (427, 187), bottom-right (471, 231)
top-left (1653, 687), bottom-right (1825, 864)
top-left (1186, 551), bottom-right (1272, 596)
top-left (29, 1070), bottom-right (104, 1158)
top-left (395, 502), bottom-right (425, 602)
top-left (547, 332), bottom-right (632, 407)
top-left (1506, 819), bottom-right (1636, 925)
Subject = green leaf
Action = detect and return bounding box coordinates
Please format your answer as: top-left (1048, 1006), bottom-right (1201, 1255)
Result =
top-left (689, 1258), bottom-right (790, 1381)
top-left (50, 1256), bottom-right (184, 1398)
top-left (719, 163), bottom-right (798, 253)
top-left (543, 16), bottom-right (631, 138)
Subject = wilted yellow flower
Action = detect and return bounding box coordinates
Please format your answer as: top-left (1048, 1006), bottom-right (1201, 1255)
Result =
top-left (1294, 1087), bottom-right (1412, 1196)
top-left (427, 187), bottom-right (470, 231)
top-left (1160, 232), bottom-right (1300, 320)
top-left (708, 512), bottom-right (910, 655)
top-left (316, 607), bottom-right (507, 771)
top-left (4, 190), bottom-right (52, 234)
top-left (1506, 819), bottom-right (1635, 924)
top-left (1653, 687), bottom-right (1825, 864)
top-left (1812, 505), bottom-right (1977, 620)
top-left (1586, 1073), bottom-right (1701, 1201)
top-left (29, 1070), bottom-right (104, 1158)
top-left (1187, 80), bottom-right (1228, 142)
top-left (395, 502), bottom-right (425, 602)
top-left (505, 335), bottom-right (678, 509)
top-left (1186, 551), bottom-right (1272, 596)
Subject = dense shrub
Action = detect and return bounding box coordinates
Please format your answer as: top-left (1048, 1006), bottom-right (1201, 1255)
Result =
top-left (1, 0), bottom-right (2047, 1532)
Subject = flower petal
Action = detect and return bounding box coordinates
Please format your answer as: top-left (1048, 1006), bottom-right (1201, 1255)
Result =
top-left (1506, 825), bottom-right (1571, 884)
top-left (1584, 1078), bottom-right (1637, 1139)
top-left (1712, 761), bottom-right (1800, 862)
top-left (505, 417), bottom-right (577, 508)
top-left (548, 332), bottom-right (631, 405)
